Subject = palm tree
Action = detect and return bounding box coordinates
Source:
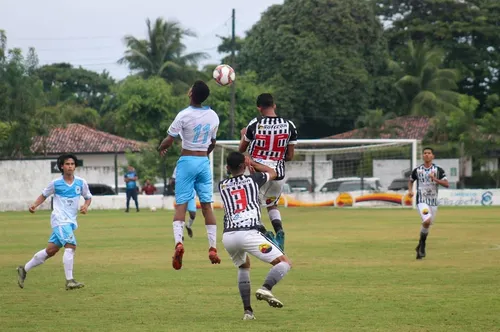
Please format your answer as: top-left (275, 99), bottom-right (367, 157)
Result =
top-left (355, 108), bottom-right (402, 138)
top-left (393, 40), bottom-right (461, 116)
top-left (118, 18), bottom-right (209, 87)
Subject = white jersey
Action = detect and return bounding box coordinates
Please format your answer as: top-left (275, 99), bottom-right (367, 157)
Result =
top-left (167, 106), bottom-right (220, 151)
top-left (41, 176), bottom-right (92, 228)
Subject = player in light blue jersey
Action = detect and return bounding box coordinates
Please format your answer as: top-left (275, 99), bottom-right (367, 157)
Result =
top-left (17, 154), bottom-right (92, 290)
top-left (158, 80), bottom-right (221, 270)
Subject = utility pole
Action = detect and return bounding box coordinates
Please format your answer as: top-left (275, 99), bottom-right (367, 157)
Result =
top-left (229, 8), bottom-right (236, 138)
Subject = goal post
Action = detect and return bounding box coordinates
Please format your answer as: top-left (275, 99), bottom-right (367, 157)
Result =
top-left (210, 139), bottom-right (420, 208)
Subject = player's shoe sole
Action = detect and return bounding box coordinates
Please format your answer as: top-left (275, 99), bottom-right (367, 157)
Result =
top-left (17, 266), bottom-right (26, 289)
top-left (186, 227), bottom-right (193, 238)
top-left (172, 243), bottom-right (184, 270)
top-left (65, 279), bottom-right (84, 290)
top-left (255, 288), bottom-right (283, 308)
top-left (209, 247), bottom-right (221, 264)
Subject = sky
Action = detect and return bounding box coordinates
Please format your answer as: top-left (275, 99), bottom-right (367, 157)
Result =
top-left (1, 0), bottom-right (284, 79)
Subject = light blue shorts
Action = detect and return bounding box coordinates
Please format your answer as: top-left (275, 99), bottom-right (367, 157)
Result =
top-left (187, 194), bottom-right (197, 213)
top-left (175, 156), bottom-right (212, 204)
top-left (48, 224), bottom-right (77, 247)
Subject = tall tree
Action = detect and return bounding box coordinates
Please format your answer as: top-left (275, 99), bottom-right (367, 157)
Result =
top-left (36, 63), bottom-right (114, 111)
top-left (238, 0), bottom-right (390, 137)
top-left (119, 18), bottom-right (209, 92)
top-left (393, 41), bottom-right (461, 116)
top-left (355, 109), bottom-right (401, 138)
top-left (0, 31), bottom-right (44, 157)
top-left (376, 0), bottom-right (500, 111)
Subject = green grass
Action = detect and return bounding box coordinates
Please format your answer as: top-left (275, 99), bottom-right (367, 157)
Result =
top-left (1, 207), bottom-right (500, 332)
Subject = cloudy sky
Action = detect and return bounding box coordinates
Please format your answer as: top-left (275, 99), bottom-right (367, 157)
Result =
top-left (1, 0), bottom-right (283, 79)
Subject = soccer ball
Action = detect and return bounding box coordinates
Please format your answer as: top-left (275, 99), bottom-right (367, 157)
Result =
top-left (213, 64), bottom-right (235, 86)
top-left (150, 207), bottom-right (157, 212)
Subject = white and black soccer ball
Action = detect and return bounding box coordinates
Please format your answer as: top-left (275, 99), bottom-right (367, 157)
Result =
top-left (150, 207), bottom-right (157, 212)
top-left (213, 64), bottom-right (236, 86)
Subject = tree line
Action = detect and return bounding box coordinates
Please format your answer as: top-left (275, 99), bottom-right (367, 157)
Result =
top-left (1, 0), bottom-right (499, 183)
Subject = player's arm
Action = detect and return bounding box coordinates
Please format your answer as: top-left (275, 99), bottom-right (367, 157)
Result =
top-left (207, 124), bottom-right (219, 156)
top-left (30, 181), bottom-right (54, 213)
top-left (285, 120), bottom-right (298, 161)
top-left (80, 180), bottom-right (92, 214)
top-left (158, 113), bottom-right (183, 155)
top-left (29, 195), bottom-right (47, 213)
top-left (408, 168), bottom-right (417, 197)
top-left (239, 120), bottom-right (257, 153)
top-left (247, 158), bottom-right (277, 181)
top-left (431, 167), bottom-right (449, 188)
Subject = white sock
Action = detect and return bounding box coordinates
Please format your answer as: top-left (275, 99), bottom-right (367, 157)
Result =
top-left (25, 249), bottom-right (49, 272)
top-left (205, 225), bottom-right (217, 249)
top-left (187, 218), bottom-right (195, 228)
top-left (63, 248), bottom-right (75, 280)
top-left (173, 221), bottom-right (185, 244)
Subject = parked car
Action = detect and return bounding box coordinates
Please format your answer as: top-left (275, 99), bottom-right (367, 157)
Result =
top-left (316, 177), bottom-right (383, 193)
top-left (388, 178), bottom-right (409, 191)
top-left (286, 178), bottom-right (312, 192)
top-left (88, 184), bottom-right (116, 196)
top-left (337, 180), bottom-right (380, 193)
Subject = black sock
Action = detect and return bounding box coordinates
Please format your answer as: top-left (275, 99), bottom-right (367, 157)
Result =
top-left (419, 232), bottom-right (428, 244)
top-left (271, 219), bottom-right (283, 233)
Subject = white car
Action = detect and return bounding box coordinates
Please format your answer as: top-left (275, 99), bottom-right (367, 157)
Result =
top-left (316, 177), bottom-right (383, 193)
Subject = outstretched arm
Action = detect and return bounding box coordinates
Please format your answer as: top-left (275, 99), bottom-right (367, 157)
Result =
top-left (158, 135), bottom-right (176, 156)
top-left (29, 195), bottom-right (47, 213)
top-left (245, 157), bottom-right (277, 181)
top-left (239, 128), bottom-right (250, 153)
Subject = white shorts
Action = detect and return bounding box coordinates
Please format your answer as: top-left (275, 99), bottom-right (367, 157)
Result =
top-left (222, 229), bottom-right (284, 267)
top-left (417, 203), bottom-right (438, 224)
top-left (259, 179), bottom-right (284, 207)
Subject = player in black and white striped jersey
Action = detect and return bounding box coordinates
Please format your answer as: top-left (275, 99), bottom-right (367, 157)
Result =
top-left (408, 147), bottom-right (449, 259)
top-left (239, 93), bottom-right (298, 251)
top-left (220, 151), bottom-right (292, 320)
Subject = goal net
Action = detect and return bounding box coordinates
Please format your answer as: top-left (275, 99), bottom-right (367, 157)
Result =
top-left (210, 139), bottom-right (419, 208)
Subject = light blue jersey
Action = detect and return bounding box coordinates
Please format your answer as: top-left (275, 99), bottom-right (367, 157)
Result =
top-left (42, 176), bottom-right (92, 228)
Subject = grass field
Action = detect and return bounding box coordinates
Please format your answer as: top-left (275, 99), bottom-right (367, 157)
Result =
top-left (1, 207), bottom-right (500, 332)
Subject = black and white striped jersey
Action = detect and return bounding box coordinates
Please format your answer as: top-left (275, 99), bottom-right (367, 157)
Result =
top-left (219, 172), bottom-right (270, 232)
top-left (410, 163), bottom-right (447, 206)
top-left (244, 116), bottom-right (298, 180)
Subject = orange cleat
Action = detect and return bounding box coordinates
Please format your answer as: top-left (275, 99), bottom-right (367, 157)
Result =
top-left (172, 242), bottom-right (184, 270)
top-left (208, 247), bottom-right (221, 264)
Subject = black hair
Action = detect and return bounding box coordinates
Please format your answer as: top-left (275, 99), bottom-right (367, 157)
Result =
top-left (57, 154), bottom-right (78, 172)
top-left (226, 151), bottom-right (245, 171)
top-left (191, 80), bottom-right (210, 104)
top-left (422, 147), bottom-right (434, 154)
top-left (256, 93), bottom-right (274, 108)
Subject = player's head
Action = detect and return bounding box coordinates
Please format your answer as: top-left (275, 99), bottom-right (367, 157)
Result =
top-left (256, 93), bottom-right (276, 113)
top-left (189, 80), bottom-right (210, 105)
top-left (226, 151), bottom-right (246, 175)
top-left (422, 147), bottom-right (434, 162)
top-left (57, 154), bottom-right (78, 175)
top-left (127, 165), bottom-right (134, 172)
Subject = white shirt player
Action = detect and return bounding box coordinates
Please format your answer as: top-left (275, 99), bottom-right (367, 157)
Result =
top-left (167, 106), bottom-right (219, 151)
top-left (41, 176), bottom-right (92, 228)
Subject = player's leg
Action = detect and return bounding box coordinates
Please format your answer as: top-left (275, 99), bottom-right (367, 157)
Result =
top-left (194, 157), bottom-right (221, 264)
top-left (416, 203), bottom-right (434, 259)
top-left (245, 230), bottom-right (291, 308)
top-left (263, 180), bottom-right (285, 250)
top-left (222, 231), bottom-right (254, 319)
top-left (125, 189), bottom-right (131, 212)
top-left (52, 224), bottom-right (84, 290)
top-left (17, 238), bottom-right (60, 289)
top-left (185, 193), bottom-right (196, 238)
top-left (132, 188), bottom-right (139, 212)
top-left (172, 157), bottom-right (195, 269)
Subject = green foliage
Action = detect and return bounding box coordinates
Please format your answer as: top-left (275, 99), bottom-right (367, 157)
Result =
top-left (36, 63), bottom-right (114, 111)
top-left (119, 18), bottom-right (209, 93)
top-left (238, 0), bottom-right (389, 137)
top-left (111, 76), bottom-right (183, 141)
top-left (355, 109), bottom-right (401, 138)
top-left (393, 41), bottom-right (461, 116)
top-left (0, 34), bottom-right (45, 157)
top-left (377, 0), bottom-right (500, 109)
